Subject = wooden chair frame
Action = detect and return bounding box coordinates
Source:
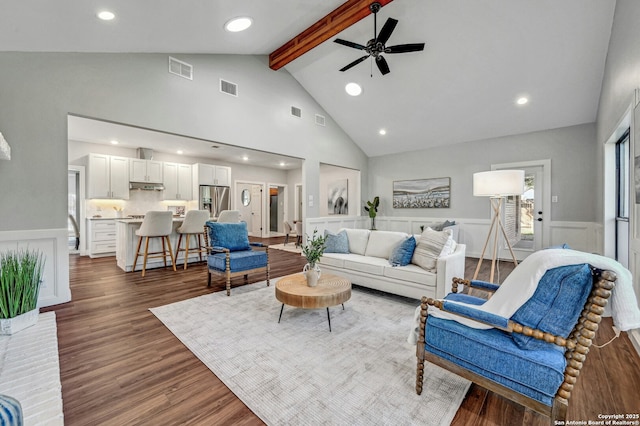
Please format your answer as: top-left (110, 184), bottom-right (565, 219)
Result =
top-left (416, 268), bottom-right (616, 425)
top-left (203, 225), bottom-right (270, 296)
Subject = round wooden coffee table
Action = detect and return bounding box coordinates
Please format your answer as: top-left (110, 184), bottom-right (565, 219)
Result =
top-left (275, 272), bottom-right (351, 332)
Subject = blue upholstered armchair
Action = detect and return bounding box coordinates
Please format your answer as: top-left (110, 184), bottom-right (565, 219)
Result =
top-left (416, 264), bottom-right (617, 425)
top-left (204, 221), bottom-right (269, 296)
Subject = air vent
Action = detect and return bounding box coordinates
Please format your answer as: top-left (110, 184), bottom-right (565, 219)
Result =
top-left (315, 114), bottom-right (326, 126)
top-left (168, 57), bottom-right (193, 80)
top-left (291, 106), bottom-right (302, 118)
top-left (220, 79), bottom-right (238, 97)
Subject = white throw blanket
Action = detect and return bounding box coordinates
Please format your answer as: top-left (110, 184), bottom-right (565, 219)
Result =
top-left (421, 249), bottom-right (640, 336)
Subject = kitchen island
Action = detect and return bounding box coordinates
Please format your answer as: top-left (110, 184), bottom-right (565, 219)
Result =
top-left (116, 217), bottom-right (209, 272)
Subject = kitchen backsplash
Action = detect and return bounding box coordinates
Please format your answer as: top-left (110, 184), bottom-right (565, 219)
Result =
top-left (86, 190), bottom-right (196, 218)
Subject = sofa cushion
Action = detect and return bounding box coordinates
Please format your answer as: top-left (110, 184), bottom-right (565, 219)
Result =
top-left (364, 231), bottom-right (409, 259)
top-left (324, 230), bottom-right (349, 253)
top-left (343, 229), bottom-right (371, 255)
top-left (208, 249), bottom-right (267, 272)
top-left (389, 236), bottom-right (417, 266)
top-left (511, 264), bottom-right (592, 350)
top-left (383, 263), bottom-right (436, 287)
top-left (206, 221), bottom-right (250, 252)
top-left (318, 253), bottom-right (350, 268)
top-left (411, 227), bottom-right (454, 270)
top-left (343, 256), bottom-right (389, 275)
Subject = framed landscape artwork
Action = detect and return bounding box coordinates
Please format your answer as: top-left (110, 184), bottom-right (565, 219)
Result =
top-left (328, 178), bottom-right (348, 214)
top-left (393, 177), bottom-right (451, 208)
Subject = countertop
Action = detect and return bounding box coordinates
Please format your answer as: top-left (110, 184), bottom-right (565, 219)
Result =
top-left (116, 217), bottom-right (187, 224)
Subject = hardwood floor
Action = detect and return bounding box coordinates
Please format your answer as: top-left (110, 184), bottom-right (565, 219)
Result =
top-left (43, 243), bottom-right (640, 425)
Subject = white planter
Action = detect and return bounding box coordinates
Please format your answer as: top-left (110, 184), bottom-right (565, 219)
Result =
top-left (0, 309), bottom-right (39, 335)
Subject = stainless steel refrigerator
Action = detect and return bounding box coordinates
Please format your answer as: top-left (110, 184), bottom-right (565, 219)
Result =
top-left (199, 185), bottom-right (230, 218)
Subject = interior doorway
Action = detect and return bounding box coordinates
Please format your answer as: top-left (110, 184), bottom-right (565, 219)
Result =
top-left (269, 185), bottom-right (286, 235)
top-left (295, 184), bottom-right (303, 221)
top-left (68, 165), bottom-right (86, 255)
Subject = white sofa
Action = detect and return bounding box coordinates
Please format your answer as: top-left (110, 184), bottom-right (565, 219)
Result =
top-left (318, 228), bottom-right (465, 300)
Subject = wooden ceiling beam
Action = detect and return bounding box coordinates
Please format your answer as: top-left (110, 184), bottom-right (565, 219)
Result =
top-left (269, 0), bottom-right (394, 71)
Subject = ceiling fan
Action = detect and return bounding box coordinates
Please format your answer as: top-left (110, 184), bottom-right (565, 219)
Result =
top-left (334, 2), bottom-right (425, 76)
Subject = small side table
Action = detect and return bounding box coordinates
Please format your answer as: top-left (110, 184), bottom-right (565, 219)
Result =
top-left (275, 273), bottom-right (352, 332)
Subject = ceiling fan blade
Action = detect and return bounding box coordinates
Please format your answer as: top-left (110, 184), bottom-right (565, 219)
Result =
top-left (376, 56), bottom-right (390, 75)
top-left (334, 38), bottom-right (366, 50)
top-left (376, 18), bottom-right (398, 45)
top-left (339, 55), bottom-right (370, 72)
top-left (385, 43), bottom-right (425, 54)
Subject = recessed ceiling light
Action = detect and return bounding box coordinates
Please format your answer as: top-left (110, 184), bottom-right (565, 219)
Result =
top-left (225, 17), bottom-right (252, 32)
top-left (379, 129), bottom-right (387, 135)
top-left (110, 140), bottom-right (119, 145)
top-left (516, 97), bottom-right (529, 105)
top-left (242, 155), bottom-right (249, 161)
top-left (177, 150), bottom-right (183, 155)
top-left (345, 82), bottom-right (362, 96)
top-left (279, 161), bottom-right (286, 167)
top-left (97, 11), bottom-right (115, 21)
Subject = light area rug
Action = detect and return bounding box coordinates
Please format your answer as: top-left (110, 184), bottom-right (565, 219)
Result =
top-left (151, 280), bottom-right (470, 425)
top-left (0, 312), bottom-right (64, 425)
top-left (268, 243), bottom-right (302, 254)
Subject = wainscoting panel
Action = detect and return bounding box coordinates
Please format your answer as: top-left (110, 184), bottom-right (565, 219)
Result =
top-left (548, 221), bottom-right (601, 254)
top-left (0, 228), bottom-right (71, 308)
top-left (305, 216), bottom-right (600, 259)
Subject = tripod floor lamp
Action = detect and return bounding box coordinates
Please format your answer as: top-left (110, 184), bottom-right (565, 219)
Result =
top-left (472, 170), bottom-right (525, 283)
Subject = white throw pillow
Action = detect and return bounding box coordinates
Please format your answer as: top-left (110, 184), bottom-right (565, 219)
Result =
top-left (364, 231), bottom-right (409, 259)
top-left (342, 228), bottom-right (371, 255)
top-left (411, 227), bottom-right (453, 271)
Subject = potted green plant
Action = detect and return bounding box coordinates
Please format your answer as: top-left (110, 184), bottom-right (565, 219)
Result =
top-left (301, 229), bottom-right (326, 287)
top-left (364, 196), bottom-right (380, 230)
top-left (0, 248), bottom-right (45, 335)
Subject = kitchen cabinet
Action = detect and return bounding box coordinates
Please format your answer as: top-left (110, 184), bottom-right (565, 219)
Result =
top-left (130, 159), bottom-right (163, 183)
top-left (193, 163), bottom-right (231, 186)
top-left (163, 162), bottom-right (193, 200)
top-left (87, 153), bottom-right (130, 199)
top-left (87, 218), bottom-right (117, 257)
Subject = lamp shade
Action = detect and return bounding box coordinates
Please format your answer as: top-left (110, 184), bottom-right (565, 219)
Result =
top-left (473, 170), bottom-right (524, 197)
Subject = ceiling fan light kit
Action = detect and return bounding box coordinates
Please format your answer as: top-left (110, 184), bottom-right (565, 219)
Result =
top-left (334, 1), bottom-right (425, 76)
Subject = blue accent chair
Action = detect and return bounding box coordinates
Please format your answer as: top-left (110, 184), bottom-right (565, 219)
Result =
top-left (204, 221), bottom-right (269, 296)
top-left (415, 265), bottom-right (617, 425)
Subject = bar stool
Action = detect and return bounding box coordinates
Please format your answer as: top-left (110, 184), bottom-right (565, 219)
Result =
top-left (175, 209), bottom-right (210, 269)
top-left (132, 211), bottom-right (176, 277)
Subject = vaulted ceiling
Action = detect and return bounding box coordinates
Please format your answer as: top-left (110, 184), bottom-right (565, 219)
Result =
top-left (0, 0), bottom-right (616, 157)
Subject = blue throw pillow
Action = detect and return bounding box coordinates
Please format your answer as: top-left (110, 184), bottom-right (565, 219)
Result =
top-left (511, 263), bottom-right (592, 350)
top-left (206, 221), bottom-right (250, 252)
top-left (324, 230), bottom-right (349, 253)
top-left (388, 236), bottom-right (416, 267)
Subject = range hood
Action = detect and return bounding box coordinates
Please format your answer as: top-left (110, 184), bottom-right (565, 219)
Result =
top-left (129, 182), bottom-right (165, 191)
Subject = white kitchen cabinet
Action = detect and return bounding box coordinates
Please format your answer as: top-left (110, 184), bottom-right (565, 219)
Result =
top-left (87, 218), bottom-right (117, 257)
top-left (87, 153), bottom-right (130, 199)
top-left (130, 159), bottom-right (163, 183)
top-left (193, 163), bottom-right (231, 186)
top-left (163, 162), bottom-right (192, 200)
top-left (214, 165), bottom-right (231, 186)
